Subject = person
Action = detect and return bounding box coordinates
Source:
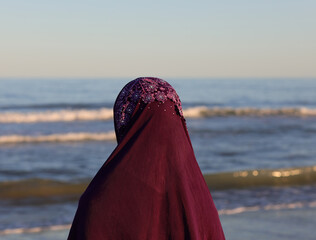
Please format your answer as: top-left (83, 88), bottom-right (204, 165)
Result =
top-left (68, 77), bottom-right (225, 239)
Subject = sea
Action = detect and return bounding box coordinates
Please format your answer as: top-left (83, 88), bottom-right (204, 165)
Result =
top-left (0, 78), bottom-right (316, 239)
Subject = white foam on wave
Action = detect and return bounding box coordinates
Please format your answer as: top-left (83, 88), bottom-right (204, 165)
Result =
top-left (183, 106), bottom-right (316, 118)
top-left (0, 108), bottom-right (113, 123)
top-left (1, 106), bottom-right (316, 123)
top-left (0, 224), bottom-right (71, 236)
top-left (0, 132), bottom-right (116, 144)
top-left (218, 200), bottom-right (316, 215)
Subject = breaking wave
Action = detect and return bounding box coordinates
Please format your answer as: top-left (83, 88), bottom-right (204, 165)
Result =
top-left (217, 200), bottom-right (316, 215)
top-left (0, 108), bottom-right (113, 123)
top-left (1, 106), bottom-right (316, 123)
top-left (0, 224), bottom-right (71, 236)
top-left (1, 166), bottom-right (315, 200)
top-left (204, 165), bottom-right (316, 190)
top-left (0, 132), bottom-right (116, 144)
top-left (0, 102), bottom-right (109, 110)
top-left (183, 106), bottom-right (316, 118)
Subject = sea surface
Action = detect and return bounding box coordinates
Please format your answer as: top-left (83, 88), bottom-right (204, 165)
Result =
top-left (0, 78), bottom-right (316, 239)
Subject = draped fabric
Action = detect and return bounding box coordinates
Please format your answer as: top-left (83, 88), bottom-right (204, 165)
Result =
top-left (68, 78), bottom-right (225, 240)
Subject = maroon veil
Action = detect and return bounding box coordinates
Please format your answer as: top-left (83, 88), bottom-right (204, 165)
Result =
top-left (68, 77), bottom-right (225, 240)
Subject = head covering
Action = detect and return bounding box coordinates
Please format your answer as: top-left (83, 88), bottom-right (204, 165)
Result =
top-left (68, 77), bottom-right (225, 240)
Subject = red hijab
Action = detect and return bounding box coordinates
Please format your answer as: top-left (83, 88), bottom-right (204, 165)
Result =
top-left (68, 77), bottom-right (225, 240)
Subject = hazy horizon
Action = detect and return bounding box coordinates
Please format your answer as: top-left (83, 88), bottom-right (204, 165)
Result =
top-left (1, 0), bottom-right (315, 78)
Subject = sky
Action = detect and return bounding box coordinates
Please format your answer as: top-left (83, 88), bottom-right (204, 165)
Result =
top-left (1, 0), bottom-right (315, 78)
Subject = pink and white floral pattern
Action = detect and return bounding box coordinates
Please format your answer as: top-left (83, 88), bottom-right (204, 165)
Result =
top-left (114, 77), bottom-right (184, 137)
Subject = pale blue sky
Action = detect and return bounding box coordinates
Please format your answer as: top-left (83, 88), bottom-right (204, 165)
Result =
top-left (1, 0), bottom-right (315, 78)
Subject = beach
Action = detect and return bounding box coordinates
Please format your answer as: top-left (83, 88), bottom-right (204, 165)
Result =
top-left (1, 206), bottom-right (315, 240)
top-left (1, 78), bottom-right (316, 239)
top-left (222, 206), bottom-right (316, 240)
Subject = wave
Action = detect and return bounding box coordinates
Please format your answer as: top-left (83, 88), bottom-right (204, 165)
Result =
top-left (218, 200), bottom-right (316, 215)
top-left (0, 178), bottom-right (88, 200)
top-left (0, 132), bottom-right (116, 144)
top-left (1, 166), bottom-right (315, 201)
top-left (0, 102), bottom-right (109, 110)
top-left (1, 106), bottom-right (316, 123)
top-left (183, 106), bottom-right (316, 118)
top-left (0, 108), bottom-right (113, 123)
top-left (204, 165), bottom-right (316, 190)
top-left (0, 224), bottom-right (71, 236)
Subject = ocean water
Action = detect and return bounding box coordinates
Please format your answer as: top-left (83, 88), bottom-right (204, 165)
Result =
top-left (0, 78), bottom-right (316, 238)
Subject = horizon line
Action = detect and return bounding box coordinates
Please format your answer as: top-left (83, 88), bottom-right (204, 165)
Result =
top-left (1, 76), bottom-right (316, 80)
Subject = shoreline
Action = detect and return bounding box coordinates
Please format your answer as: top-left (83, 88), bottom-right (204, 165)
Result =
top-left (1, 206), bottom-right (315, 240)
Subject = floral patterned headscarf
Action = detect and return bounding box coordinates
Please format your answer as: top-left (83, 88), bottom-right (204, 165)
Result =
top-left (114, 77), bottom-right (184, 142)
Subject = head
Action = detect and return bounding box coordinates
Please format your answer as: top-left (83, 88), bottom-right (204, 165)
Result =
top-left (114, 77), bottom-right (184, 143)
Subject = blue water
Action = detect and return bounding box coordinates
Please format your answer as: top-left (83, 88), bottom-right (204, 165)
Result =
top-left (0, 78), bottom-right (316, 233)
